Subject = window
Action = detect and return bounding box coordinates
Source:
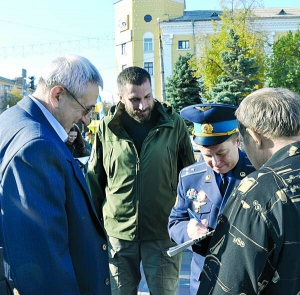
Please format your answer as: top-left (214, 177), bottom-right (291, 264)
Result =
top-left (178, 40), bottom-right (189, 49)
top-left (144, 62), bottom-right (153, 76)
top-left (121, 43), bottom-right (126, 55)
top-left (144, 38), bottom-right (153, 51)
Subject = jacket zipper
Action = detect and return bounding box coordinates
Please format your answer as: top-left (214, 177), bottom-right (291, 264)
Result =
top-left (135, 150), bottom-right (140, 240)
top-left (167, 146), bottom-right (176, 193)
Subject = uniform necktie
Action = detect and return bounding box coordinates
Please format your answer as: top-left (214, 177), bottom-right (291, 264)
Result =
top-left (219, 174), bottom-right (228, 197)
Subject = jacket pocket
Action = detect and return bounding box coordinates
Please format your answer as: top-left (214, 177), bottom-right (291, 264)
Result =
top-left (199, 201), bottom-right (212, 220)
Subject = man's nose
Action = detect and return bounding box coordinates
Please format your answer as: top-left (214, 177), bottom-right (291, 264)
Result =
top-left (139, 100), bottom-right (147, 110)
top-left (80, 114), bottom-right (91, 126)
top-left (212, 157), bottom-right (221, 166)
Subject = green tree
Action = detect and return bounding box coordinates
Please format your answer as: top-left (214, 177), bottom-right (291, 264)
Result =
top-left (189, 0), bottom-right (265, 99)
top-left (208, 29), bottom-right (260, 105)
top-left (1, 89), bottom-right (22, 112)
top-left (266, 29), bottom-right (300, 94)
top-left (166, 53), bottom-right (202, 114)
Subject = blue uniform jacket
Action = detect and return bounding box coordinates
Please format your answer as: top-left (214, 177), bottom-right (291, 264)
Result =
top-left (0, 96), bottom-right (111, 295)
top-left (168, 149), bottom-right (254, 293)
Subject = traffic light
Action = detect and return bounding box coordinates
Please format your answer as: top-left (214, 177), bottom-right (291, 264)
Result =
top-left (28, 76), bottom-right (35, 90)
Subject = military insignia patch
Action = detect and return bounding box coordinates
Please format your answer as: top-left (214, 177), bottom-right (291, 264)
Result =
top-left (197, 190), bottom-right (207, 202)
top-left (186, 188), bottom-right (198, 200)
top-left (193, 190), bottom-right (207, 212)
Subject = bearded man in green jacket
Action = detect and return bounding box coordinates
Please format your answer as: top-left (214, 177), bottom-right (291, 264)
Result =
top-left (86, 66), bottom-right (195, 295)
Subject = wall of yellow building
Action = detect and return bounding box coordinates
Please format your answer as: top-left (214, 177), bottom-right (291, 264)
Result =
top-left (171, 34), bottom-right (194, 65)
top-left (114, 0), bottom-right (185, 100)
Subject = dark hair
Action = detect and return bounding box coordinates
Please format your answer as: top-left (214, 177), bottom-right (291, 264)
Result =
top-left (68, 124), bottom-right (88, 157)
top-left (117, 66), bottom-right (151, 94)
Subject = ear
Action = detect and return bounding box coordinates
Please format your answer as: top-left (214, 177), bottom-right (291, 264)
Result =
top-left (246, 128), bottom-right (262, 149)
top-left (118, 93), bottom-right (124, 104)
top-left (49, 86), bottom-right (64, 108)
top-left (235, 135), bottom-right (240, 147)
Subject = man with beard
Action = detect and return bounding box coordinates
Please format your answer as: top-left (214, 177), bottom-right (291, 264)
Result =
top-left (86, 66), bottom-right (195, 295)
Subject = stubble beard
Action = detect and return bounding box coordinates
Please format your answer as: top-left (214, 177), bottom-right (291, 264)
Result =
top-left (125, 105), bottom-right (153, 124)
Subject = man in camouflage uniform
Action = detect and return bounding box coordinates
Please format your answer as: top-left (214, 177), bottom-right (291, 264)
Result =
top-left (197, 88), bottom-right (300, 294)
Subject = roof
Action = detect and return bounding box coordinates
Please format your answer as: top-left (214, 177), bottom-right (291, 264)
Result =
top-left (169, 7), bottom-right (300, 22)
top-left (0, 76), bottom-right (16, 84)
top-left (170, 10), bottom-right (222, 22)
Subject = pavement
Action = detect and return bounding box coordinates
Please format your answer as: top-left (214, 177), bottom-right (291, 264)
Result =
top-left (138, 250), bottom-right (192, 295)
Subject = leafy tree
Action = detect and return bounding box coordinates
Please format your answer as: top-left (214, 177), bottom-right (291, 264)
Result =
top-left (166, 53), bottom-right (202, 113)
top-left (266, 29), bottom-right (300, 94)
top-left (189, 0), bottom-right (265, 99)
top-left (1, 89), bottom-right (22, 112)
top-left (208, 29), bottom-right (260, 105)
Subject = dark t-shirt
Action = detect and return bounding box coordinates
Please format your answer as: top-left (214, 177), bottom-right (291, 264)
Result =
top-left (121, 107), bottom-right (160, 155)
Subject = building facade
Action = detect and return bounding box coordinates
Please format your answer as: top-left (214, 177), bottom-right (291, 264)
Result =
top-left (114, 0), bottom-right (300, 101)
top-left (0, 76), bottom-right (23, 111)
top-left (0, 73), bottom-right (34, 113)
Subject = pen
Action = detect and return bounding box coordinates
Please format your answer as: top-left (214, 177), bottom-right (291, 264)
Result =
top-left (187, 208), bottom-right (209, 232)
top-left (187, 208), bottom-right (202, 223)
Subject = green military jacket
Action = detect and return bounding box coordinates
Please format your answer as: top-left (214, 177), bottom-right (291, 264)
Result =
top-left (86, 100), bottom-right (195, 241)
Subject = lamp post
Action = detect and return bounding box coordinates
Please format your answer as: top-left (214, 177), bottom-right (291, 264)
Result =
top-left (157, 18), bottom-right (166, 102)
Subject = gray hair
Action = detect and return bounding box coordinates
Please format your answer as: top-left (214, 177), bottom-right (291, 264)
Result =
top-left (236, 88), bottom-right (300, 139)
top-left (39, 54), bottom-right (103, 97)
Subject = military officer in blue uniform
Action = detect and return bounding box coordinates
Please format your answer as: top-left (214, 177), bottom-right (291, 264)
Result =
top-left (168, 104), bottom-right (255, 294)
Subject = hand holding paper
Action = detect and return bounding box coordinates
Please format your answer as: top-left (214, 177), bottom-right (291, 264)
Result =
top-left (167, 230), bottom-right (215, 257)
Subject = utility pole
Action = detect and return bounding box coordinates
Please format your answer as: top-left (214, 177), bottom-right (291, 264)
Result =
top-left (22, 69), bottom-right (27, 97)
top-left (157, 18), bottom-right (166, 102)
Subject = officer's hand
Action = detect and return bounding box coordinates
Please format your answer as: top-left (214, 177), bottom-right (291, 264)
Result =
top-left (187, 218), bottom-right (208, 239)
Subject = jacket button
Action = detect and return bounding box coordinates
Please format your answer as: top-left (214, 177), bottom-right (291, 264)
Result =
top-left (104, 278), bottom-right (110, 285)
top-left (102, 244), bottom-right (107, 251)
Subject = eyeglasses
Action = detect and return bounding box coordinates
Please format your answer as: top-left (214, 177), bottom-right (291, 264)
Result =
top-left (63, 87), bottom-right (94, 116)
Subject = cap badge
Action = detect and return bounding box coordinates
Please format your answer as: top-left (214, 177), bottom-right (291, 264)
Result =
top-left (196, 106), bottom-right (212, 112)
top-left (201, 123), bottom-right (214, 134)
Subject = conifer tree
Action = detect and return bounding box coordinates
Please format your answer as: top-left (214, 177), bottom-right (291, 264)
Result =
top-left (166, 53), bottom-right (202, 114)
top-left (189, 0), bottom-right (265, 97)
top-left (208, 29), bottom-right (260, 105)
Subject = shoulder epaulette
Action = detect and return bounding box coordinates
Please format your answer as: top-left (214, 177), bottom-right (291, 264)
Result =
top-left (181, 161), bottom-right (207, 177)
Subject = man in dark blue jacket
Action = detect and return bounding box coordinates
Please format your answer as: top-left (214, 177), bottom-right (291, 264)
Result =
top-left (0, 55), bottom-right (110, 295)
top-left (168, 104), bottom-right (255, 294)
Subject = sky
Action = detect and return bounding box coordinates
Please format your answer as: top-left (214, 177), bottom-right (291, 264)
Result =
top-left (0, 0), bottom-right (298, 102)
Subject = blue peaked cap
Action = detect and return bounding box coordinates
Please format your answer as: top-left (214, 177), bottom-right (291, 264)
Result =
top-left (180, 103), bottom-right (238, 146)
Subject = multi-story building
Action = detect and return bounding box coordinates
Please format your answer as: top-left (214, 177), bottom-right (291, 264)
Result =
top-left (0, 76), bottom-right (23, 110)
top-left (0, 74), bottom-right (34, 112)
top-left (114, 0), bottom-right (300, 101)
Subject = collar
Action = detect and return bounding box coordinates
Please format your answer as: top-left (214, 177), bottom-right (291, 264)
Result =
top-left (29, 95), bottom-right (68, 142)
